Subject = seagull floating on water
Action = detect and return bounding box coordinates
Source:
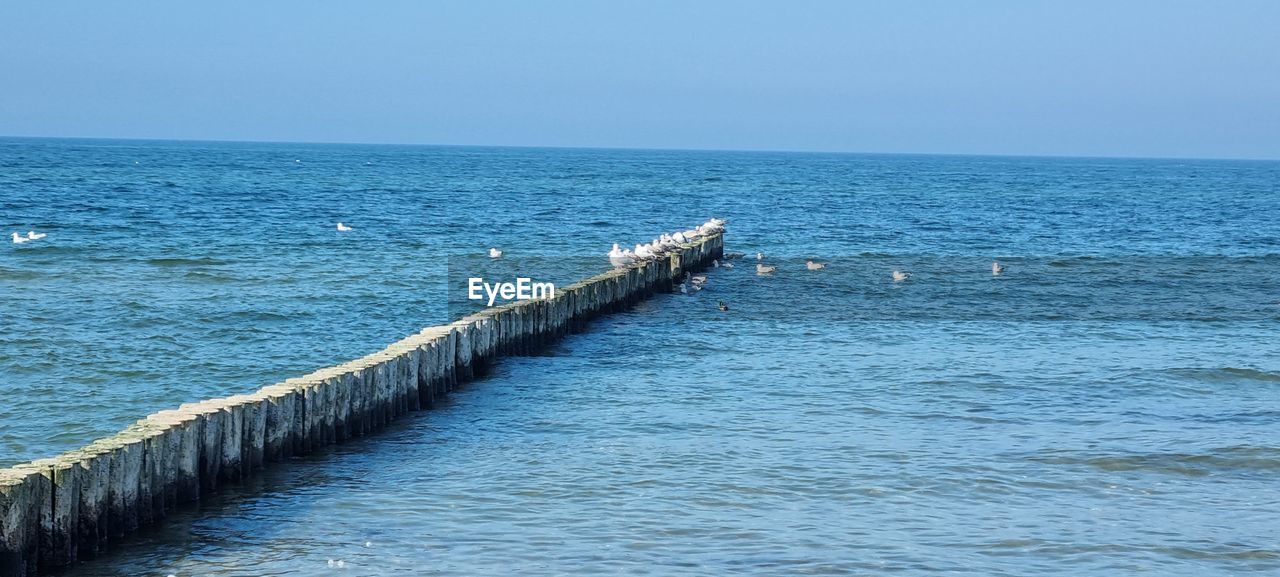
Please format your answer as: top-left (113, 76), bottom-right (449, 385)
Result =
top-left (806, 260), bottom-right (826, 270)
top-left (336, 222), bottom-right (353, 232)
top-left (756, 252), bottom-right (764, 261)
top-left (26, 231), bottom-right (47, 240)
top-left (489, 247), bottom-right (503, 258)
top-left (892, 270), bottom-right (912, 282)
top-left (992, 261), bottom-right (1005, 276)
top-left (757, 263), bottom-right (777, 274)
top-left (11, 232), bottom-right (31, 244)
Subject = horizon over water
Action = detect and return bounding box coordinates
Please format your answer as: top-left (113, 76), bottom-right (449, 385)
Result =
top-left (6, 134), bottom-right (1279, 163)
top-left (2, 137), bottom-right (1279, 575)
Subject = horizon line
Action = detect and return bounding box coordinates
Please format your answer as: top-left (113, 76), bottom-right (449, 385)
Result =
top-left (2, 133), bottom-right (1277, 164)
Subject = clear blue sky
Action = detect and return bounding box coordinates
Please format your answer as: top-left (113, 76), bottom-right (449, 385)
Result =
top-left (2, 1), bottom-right (1277, 159)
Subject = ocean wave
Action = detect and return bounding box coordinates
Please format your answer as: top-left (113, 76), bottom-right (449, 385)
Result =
top-left (0, 267), bottom-right (43, 281)
top-left (146, 256), bottom-right (232, 267)
top-left (1168, 367), bottom-right (1280, 384)
top-left (1029, 446), bottom-right (1280, 476)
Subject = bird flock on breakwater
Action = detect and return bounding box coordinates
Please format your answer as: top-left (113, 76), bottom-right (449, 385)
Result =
top-left (606, 218), bottom-right (727, 267)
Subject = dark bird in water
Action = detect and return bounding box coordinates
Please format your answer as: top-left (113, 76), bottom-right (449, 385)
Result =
top-left (718, 301), bottom-right (729, 311)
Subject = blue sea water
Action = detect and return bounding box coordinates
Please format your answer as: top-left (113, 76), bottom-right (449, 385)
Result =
top-left (2, 138), bottom-right (1279, 575)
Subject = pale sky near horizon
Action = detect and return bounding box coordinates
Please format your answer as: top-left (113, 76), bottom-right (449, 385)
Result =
top-left (1, 1), bottom-right (1277, 159)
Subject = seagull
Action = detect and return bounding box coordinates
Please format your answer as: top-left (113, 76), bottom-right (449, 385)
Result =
top-left (26, 231), bottom-right (46, 240)
top-left (608, 243), bottom-right (634, 267)
top-left (679, 282), bottom-right (689, 294)
top-left (489, 247), bottom-right (503, 258)
top-left (718, 301), bottom-right (729, 311)
top-left (756, 263), bottom-right (777, 274)
top-left (892, 270), bottom-right (912, 282)
top-left (722, 261), bottom-right (734, 269)
top-left (806, 260), bottom-right (826, 270)
top-left (756, 252), bottom-right (764, 261)
top-left (992, 261), bottom-right (1005, 276)
top-left (11, 232), bottom-right (30, 244)
top-left (713, 259), bottom-right (720, 268)
top-left (689, 274), bottom-right (707, 286)
top-left (336, 222), bottom-right (353, 232)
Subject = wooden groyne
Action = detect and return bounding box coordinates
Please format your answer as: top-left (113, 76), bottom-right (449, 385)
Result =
top-left (0, 233), bottom-right (724, 576)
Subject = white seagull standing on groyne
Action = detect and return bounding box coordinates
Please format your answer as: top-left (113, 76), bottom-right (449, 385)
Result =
top-left (336, 222), bottom-right (353, 232)
top-left (608, 243), bottom-right (635, 267)
top-left (489, 247), bottom-right (503, 258)
top-left (605, 218), bottom-right (728, 268)
top-left (992, 261), bottom-right (1005, 275)
top-left (12, 232), bottom-right (31, 244)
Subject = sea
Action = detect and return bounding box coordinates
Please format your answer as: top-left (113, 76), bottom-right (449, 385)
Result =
top-left (2, 137), bottom-right (1278, 575)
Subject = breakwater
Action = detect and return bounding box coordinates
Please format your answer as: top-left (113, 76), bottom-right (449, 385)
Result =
top-left (0, 233), bottom-right (723, 576)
